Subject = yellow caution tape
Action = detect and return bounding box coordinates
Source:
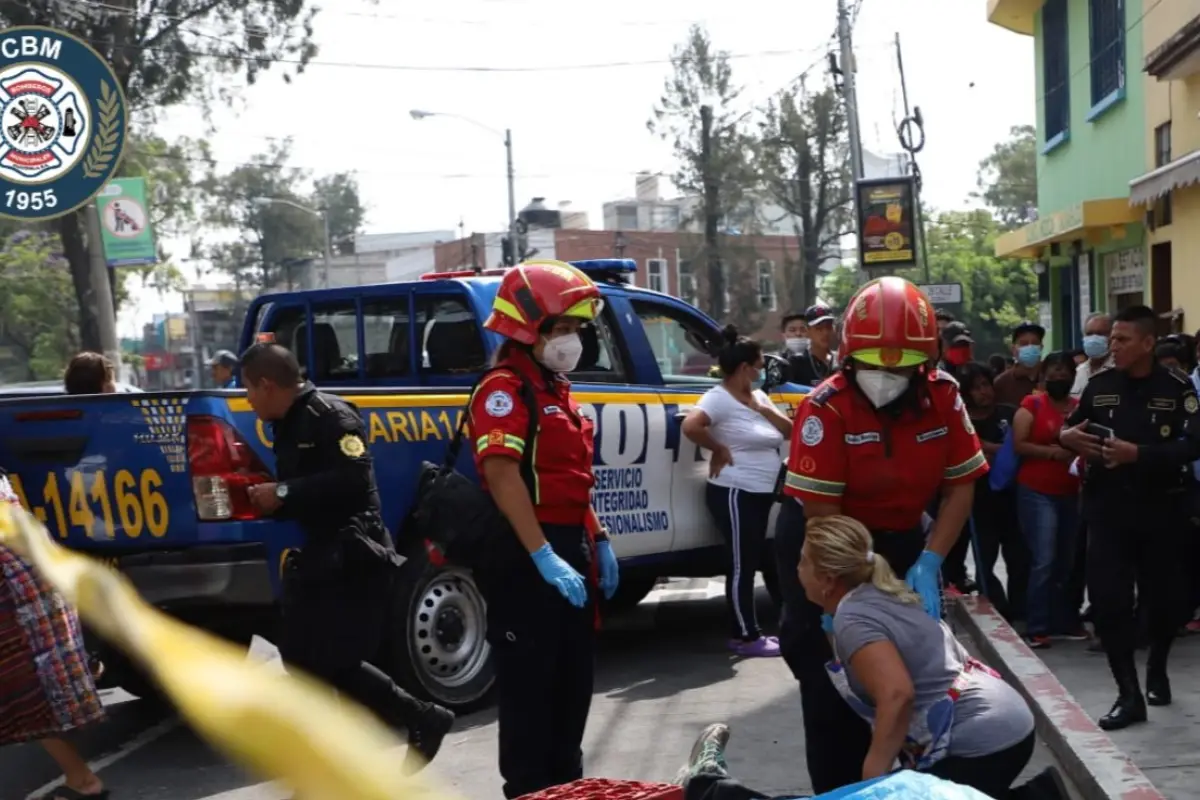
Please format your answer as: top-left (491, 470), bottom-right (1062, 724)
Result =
top-left (0, 503), bottom-right (460, 800)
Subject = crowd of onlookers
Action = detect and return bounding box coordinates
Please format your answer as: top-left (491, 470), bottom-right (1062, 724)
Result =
top-left (774, 304), bottom-right (1200, 650)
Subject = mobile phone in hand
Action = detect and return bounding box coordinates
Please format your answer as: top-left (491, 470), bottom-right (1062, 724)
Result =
top-left (1087, 422), bottom-right (1115, 441)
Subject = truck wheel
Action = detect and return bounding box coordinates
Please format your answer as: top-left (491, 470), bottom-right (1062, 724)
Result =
top-left (601, 574), bottom-right (659, 612)
top-left (389, 554), bottom-right (495, 714)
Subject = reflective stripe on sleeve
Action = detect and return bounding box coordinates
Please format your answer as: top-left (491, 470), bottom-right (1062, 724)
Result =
top-left (475, 434), bottom-right (526, 455)
top-left (944, 450), bottom-right (987, 481)
top-left (784, 471), bottom-right (845, 498)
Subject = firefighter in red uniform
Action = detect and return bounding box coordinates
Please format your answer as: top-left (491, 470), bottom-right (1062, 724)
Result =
top-left (467, 260), bottom-right (621, 799)
top-left (781, 276), bottom-right (988, 792)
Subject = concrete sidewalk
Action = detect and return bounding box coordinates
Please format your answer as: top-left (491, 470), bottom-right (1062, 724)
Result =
top-left (953, 596), bottom-right (1171, 800)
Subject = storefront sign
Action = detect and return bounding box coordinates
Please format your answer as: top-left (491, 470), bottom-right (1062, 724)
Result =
top-left (1103, 248), bottom-right (1145, 295)
top-left (97, 177), bottom-right (157, 268)
top-left (1021, 205), bottom-right (1085, 247)
top-left (856, 176), bottom-right (917, 268)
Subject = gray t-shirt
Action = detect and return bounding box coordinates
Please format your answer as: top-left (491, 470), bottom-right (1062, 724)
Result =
top-left (833, 585), bottom-right (1034, 758)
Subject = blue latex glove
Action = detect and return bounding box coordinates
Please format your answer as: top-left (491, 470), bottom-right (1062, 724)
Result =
top-left (821, 613), bottom-right (835, 634)
top-left (531, 543), bottom-right (588, 608)
top-left (905, 550), bottom-right (945, 620)
top-left (596, 540), bottom-right (620, 600)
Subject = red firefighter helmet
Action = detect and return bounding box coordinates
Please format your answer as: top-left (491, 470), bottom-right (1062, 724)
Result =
top-left (484, 260), bottom-right (603, 345)
top-left (839, 276), bottom-right (939, 368)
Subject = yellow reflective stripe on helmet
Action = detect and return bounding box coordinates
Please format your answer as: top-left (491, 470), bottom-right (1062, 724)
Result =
top-left (491, 296), bottom-right (525, 324)
top-left (0, 503), bottom-right (464, 800)
top-left (475, 433), bottom-right (525, 455)
top-left (944, 450), bottom-right (987, 481)
top-left (851, 348), bottom-right (929, 367)
top-left (784, 471), bottom-right (845, 497)
top-left (563, 296), bottom-right (601, 320)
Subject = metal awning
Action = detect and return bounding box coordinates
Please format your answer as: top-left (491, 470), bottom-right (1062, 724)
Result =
top-left (1129, 149), bottom-right (1200, 206)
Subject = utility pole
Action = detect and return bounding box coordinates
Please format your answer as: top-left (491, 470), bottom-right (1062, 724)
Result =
top-left (505, 128), bottom-right (519, 265)
top-left (85, 203), bottom-right (121, 373)
top-left (837, 0), bottom-right (865, 184)
top-left (700, 104), bottom-right (723, 319)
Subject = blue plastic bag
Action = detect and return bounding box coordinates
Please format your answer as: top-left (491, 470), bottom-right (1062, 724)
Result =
top-left (988, 425), bottom-right (1020, 491)
top-left (806, 770), bottom-right (994, 799)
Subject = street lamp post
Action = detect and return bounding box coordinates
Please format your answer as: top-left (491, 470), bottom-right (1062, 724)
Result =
top-left (250, 196), bottom-right (332, 288)
top-left (410, 110), bottom-right (520, 266)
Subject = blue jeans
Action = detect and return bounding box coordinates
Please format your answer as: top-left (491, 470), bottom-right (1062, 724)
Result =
top-left (1016, 484), bottom-right (1081, 637)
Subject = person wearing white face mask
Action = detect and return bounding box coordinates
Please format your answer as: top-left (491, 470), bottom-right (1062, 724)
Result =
top-left (467, 260), bottom-right (619, 798)
top-left (779, 276), bottom-right (988, 793)
top-left (1071, 313), bottom-right (1113, 399)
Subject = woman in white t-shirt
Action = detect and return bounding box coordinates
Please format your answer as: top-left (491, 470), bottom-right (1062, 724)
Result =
top-left (682, 326), bottom-right (793, 657)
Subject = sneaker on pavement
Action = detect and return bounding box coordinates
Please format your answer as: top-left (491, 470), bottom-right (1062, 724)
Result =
top-left (1025, 635), bottom-right (1051, 650)
top-left (1052, 628), bottom-right (1089, 641)
top-left (674, 723), bottom-right (731, 784)
top-left (403, 703), bottom-right (455, 775)
top-left (728, 637), bottom-right (781, 658)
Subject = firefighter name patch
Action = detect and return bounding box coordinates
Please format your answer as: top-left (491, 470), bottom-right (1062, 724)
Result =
top-left (485, 390), bottom-right (514, 417)
top-left (338, 434), bottom-right (365, 458)
top-left (800, 416), bottom-right (824, 446)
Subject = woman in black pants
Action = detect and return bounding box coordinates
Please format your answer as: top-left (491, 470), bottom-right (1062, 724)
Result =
top-left (683, 325), bottom-right (792, 657)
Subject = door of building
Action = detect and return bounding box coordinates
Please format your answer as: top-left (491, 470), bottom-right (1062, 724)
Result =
top-left (1151, 242), bottom-right (1174, 336)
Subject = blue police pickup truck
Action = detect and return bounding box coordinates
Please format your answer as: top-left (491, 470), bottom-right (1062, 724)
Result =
top-left (0, 259), bottom-right (807, 711)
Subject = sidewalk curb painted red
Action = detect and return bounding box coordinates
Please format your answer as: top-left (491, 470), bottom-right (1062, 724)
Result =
top-left (951, 596), bottom-right (1165, 800)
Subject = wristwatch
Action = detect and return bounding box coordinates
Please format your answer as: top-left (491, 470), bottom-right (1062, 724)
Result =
top-left (275, 483), bottom-right (290, 501)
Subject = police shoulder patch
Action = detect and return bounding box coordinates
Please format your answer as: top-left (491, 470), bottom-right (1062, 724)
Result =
top-left (338, 433), bottom-right (365, 458)
top-left (484, 390), bottom-right (515, 417)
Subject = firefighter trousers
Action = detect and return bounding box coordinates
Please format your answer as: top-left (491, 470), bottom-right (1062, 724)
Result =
top-left (775, 503), bottom-right (926, 794)
top-left (482, 523), bottom-right (596, 799)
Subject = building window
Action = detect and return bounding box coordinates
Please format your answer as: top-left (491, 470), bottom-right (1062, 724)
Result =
top-left (678, 259), bottom-right (697, 305)
top-left (616, 204), bottom-right (639, 230)
top-left (1155, 121), bottom-right (1172, 167)
top-left (757, 260), bottom-right (777, 311)
top-left (1042, 0), bottom-right (1070, 144)
top-left (646, 258), bottom-right (667, 293)
top-left (1088, 0), bottom-right (1124, 108)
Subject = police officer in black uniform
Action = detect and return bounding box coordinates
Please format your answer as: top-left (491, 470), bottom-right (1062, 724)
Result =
top-left (785, 304), bottom-right (835, 387)
top-left (1061, 306), bottom-right (1200, 731)
top-left (240, 343), bottom-right (455, 769)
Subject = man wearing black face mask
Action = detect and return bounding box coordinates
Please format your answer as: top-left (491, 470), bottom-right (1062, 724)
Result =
top-left (1061, 306), bottom-right (1200, 732)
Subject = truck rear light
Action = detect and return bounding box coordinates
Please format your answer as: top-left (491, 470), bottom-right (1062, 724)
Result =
top-left (187, 415), bottom-right (272, 521)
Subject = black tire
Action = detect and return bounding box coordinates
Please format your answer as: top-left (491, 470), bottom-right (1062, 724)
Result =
top-left (387, 552), bottom-right (495, 714)
top-left (601, 574), bottom-right (659, 613)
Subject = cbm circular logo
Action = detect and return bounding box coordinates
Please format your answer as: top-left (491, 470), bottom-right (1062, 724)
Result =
top-left (0, 27), bottom-right (127, 221)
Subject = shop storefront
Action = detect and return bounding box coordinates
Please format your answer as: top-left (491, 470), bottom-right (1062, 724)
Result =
top-left (1103, 247), bottom-right (1146, 312)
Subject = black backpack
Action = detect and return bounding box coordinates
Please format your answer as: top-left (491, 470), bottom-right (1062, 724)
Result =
top-left (411, 368), bottom-right (538, 571)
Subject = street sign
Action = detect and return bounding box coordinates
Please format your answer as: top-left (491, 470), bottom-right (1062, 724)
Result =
top-left (97, 177), bottom-right (158, 267)
top-left (917, 283), bottom-right (963, 305)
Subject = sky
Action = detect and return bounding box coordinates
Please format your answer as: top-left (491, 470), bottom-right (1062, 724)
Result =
top-left (118, 0), bottom-right (1037, 336)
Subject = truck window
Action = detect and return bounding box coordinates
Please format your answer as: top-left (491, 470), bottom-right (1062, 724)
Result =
top-left (631, 300), bottom-right (719, 386)
top-left (301, 303), bottom-right (359, 382)
top-left (418, 295), bottom-right (488, 375)
top-left (363, 298), bottom-right (410, 378)
top-left (264, 305), bottom-right (305, 365)
top-left (569, 307), bottom-right (628, 383)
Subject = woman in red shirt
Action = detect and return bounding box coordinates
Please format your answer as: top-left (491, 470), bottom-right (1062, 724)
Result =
top-left (1012, 351), bottom-right (1084, 648)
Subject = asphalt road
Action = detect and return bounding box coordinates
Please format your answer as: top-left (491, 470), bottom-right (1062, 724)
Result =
top-left (2, 579), bottom-right (1068, 800)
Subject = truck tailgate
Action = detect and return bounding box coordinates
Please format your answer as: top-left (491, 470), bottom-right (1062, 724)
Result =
top-left (0, 392), bottom-right (198, 550)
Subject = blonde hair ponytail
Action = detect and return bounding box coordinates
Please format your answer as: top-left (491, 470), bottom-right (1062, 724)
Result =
top-left (806, 515), bottom-right (920, 604)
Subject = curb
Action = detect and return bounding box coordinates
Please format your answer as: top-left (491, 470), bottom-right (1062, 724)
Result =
top-left (951, 596), bottom-right (1165, 800)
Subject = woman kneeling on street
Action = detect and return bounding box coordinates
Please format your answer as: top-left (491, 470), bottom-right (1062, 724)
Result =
top-left (674, 515), bottom-right (1070, 800)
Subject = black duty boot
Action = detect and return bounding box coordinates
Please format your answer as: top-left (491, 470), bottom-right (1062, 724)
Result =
top-left (1146, 638), bottom-right (1173, 707)
top-left (403, 702), bottom-right (455, 774)
top-left (1099, 651), bottom-right (1147, 731)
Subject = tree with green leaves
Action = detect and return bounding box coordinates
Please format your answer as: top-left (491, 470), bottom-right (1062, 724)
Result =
top-left (198, 139), bottom-right (366, 291)
top-left (0, 231), bottom-right (79, 382)
top-left (756, 78), bottom-right (854, 314)
top-left (975, 124), bottom-right (1037, 231)
top-left (0, 0), bottom-right (325, 352)
top-left (649, 25), bottom-right (755, 320)
top-left (821, 209), bottom-right (1038, 356)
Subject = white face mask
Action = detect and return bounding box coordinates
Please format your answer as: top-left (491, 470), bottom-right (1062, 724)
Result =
top-left (855, 369), bottom-right (910, 408)
top-left (786, 337), bottom-right (811, 355)
top-left (540, 332), bottom-right (583, 373)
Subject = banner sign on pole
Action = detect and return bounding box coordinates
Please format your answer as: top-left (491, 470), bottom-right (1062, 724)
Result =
top-left (856, 176), bottom-right (918, 269)
top-left (916, 283), bottom-right (963, 305)
top-left (97, 177), bottom-right (157, 268)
